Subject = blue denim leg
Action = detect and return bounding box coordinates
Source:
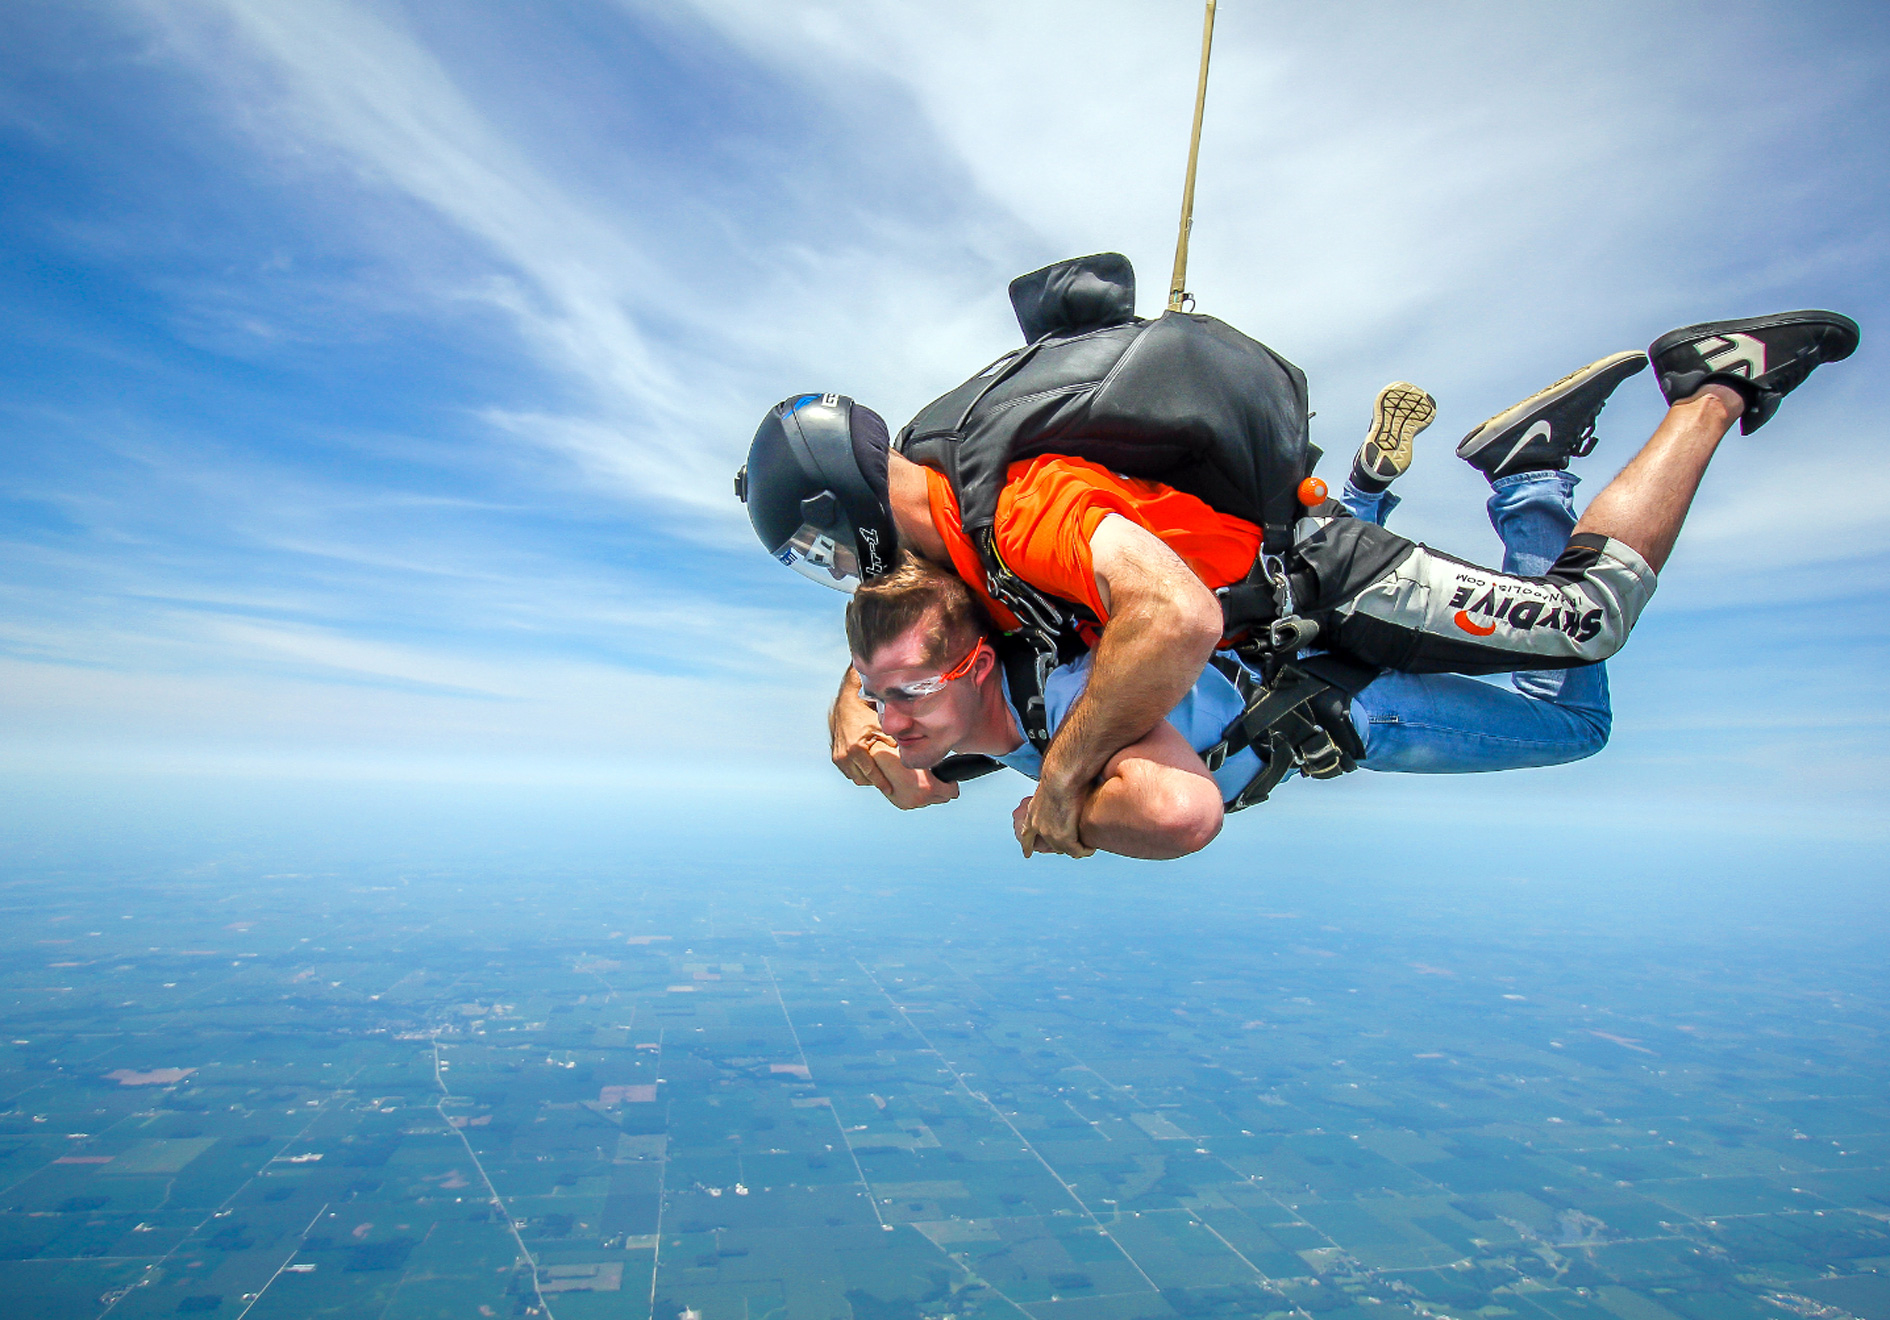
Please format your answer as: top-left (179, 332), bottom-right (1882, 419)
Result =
top-left (1340, 479), bottom-right (1399, 526)
top-left (1486, 471), bottom-right (1610, 715)
top-left (1348, 470), bottom-right (1613, 773)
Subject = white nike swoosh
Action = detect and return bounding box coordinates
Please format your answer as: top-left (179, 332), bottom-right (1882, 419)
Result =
top-left (1494, 418), bottom-right (1553, 473)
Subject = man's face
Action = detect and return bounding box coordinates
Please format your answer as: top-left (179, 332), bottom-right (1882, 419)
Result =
top-left (852, 621), bottom-right (988, 770)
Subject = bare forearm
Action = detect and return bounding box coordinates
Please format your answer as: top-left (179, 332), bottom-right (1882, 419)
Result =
top-left (1038, 603), bottom-right (1217, 797)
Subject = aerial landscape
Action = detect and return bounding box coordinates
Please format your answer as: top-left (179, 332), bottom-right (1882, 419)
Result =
top-left (4, 862), bottom-right (1885, 1319)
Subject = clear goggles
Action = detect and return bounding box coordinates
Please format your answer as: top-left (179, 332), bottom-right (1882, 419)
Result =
top-left (775, 523), bottom-right (862, 593)
top-left (859, 640), bottom-right (987, 712)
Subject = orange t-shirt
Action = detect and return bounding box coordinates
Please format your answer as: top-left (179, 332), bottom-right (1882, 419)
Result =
top-left (923, 455), bottom-right (1263, 628)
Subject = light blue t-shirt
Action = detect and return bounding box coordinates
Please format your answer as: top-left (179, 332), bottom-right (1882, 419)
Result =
top-left (992, 653), bottom-right (1266, 802)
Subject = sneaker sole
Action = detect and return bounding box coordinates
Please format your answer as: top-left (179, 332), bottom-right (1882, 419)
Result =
top-left (1457, 350), bottom-right (1648, 461)
top-left (1358, 382), bottom-right (1436, 481)
top-left (1648, 310), bottom-right (1861, 366)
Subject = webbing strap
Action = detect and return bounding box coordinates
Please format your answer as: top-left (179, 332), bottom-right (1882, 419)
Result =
top-left (1201, 662), bottom-right (1322, 765)
top-left (1227, 714), bottom-right (1316, 811)
top-left (933, 753), bottom-right (1004, 784)
top-left (995, 635), bottom-right (1053, 752)
top-left (1298, 651), bottom-right (1380, 698)
top-left (1233, 669), bottom-right (1329, 755)
top-left (1202, 659), bottom-right (1364, 812)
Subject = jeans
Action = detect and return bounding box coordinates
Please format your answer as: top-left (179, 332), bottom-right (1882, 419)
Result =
top-left (1338, 473), bottom-right (1612, 773)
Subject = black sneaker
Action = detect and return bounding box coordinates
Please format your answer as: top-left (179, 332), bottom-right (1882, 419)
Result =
top-left (1456, 350), bottom-right (1648, 481)
top-left (1348, 381), bottom-right (1436, 494)
top-left (1648, 311), bottom-right (1859, 434)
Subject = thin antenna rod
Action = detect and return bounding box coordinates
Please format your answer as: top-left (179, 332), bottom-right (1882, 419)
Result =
top-left (1168, 0), bottom-right (1218, 312)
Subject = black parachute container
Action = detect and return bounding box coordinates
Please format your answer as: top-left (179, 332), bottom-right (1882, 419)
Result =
top-left (896, 253), bottom-right (1318, 564)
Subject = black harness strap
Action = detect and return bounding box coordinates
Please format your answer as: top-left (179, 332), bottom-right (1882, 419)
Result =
top-left (933, 753), bottom-right (1004, 784)
top-left (994, 632), bottom-right (1054, 753)
top-left (1299, 651), bottom-right (1381, 698)
top-left (1201, 654), bottom-right (1376, 813)
top-left (1205, 664), bottom-right (1328, 765)
top-left (1216, 551), bottom-right (1281, 637)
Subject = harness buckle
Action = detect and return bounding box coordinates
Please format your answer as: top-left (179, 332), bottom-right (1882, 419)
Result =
top-left (1268, 615), bottom-right (1319, 653)
top-left (1260, 552), bottom-right (1293, 617)
top-left (1032, 647), bottom-right (1057, 701)
top-left (1297, 729), bottom-right (1348, 779)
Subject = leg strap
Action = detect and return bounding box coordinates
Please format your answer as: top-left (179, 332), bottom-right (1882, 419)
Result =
top-left (1202, 660), bottom-right (1369, 812)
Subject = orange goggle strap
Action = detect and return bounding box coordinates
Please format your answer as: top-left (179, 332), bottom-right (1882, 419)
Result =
top-left (936, 639), bottom-right (986, 683)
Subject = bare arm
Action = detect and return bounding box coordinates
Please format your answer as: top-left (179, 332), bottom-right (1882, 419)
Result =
top-left (1013, 717), bottom-right (1223, 860)
top-left (829, 667), bottom-right (959, 809)
top-left (1019, 515), bottom-right (1223, 857)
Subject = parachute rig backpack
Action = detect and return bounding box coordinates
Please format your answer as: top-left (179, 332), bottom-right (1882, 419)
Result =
top-left (898, 252), bottom-right (1317, 609)
top-left (902, 253), bottom-right (1371, 808)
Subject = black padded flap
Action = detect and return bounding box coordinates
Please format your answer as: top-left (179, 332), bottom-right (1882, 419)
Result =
top-left (1008, 253), bottom-right (1137, 343)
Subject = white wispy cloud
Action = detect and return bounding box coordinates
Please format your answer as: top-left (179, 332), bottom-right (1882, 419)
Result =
top-left (124, 0), bottom-right (1039, 521)
top-left (128, 0), bottom-right (706, 497)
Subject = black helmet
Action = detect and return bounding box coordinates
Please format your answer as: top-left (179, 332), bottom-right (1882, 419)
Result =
top-left (735, 393), bottom-right (897, 593)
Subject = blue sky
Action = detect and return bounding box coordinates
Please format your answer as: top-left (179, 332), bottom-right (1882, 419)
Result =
top-left (1, 1), bottom-right (1887, 878)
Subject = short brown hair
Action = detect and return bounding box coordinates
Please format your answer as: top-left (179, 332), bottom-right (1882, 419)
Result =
top-left (845, 552), bottom-right (990, 667)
